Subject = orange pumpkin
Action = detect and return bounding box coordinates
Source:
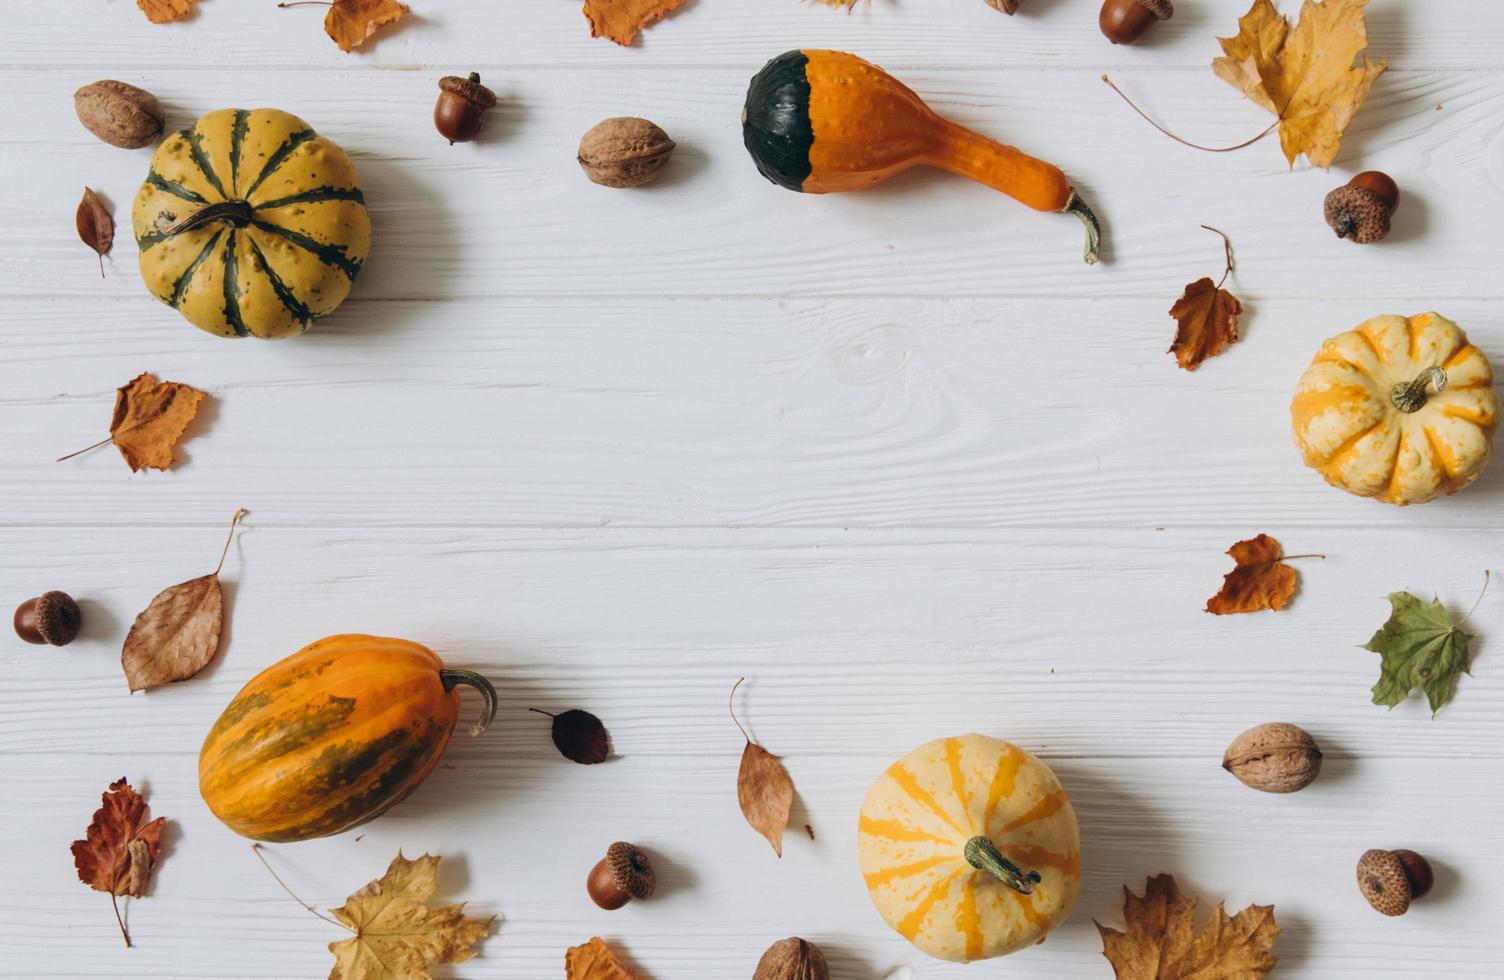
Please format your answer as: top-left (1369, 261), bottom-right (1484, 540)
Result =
top-left (198, 634), bottom-right (496, 842)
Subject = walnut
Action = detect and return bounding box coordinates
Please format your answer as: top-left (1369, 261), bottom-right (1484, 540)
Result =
top-left (753, 938), bottom-right (829, 980)
top-left (577, 117), bottom-right (675, 188)
top-left (1222, 722), bottom-right (1323, 793)
top-left (74, 80), bottom-right (164, 149)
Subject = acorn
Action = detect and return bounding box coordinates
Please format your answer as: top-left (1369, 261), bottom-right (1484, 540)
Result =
top-left (14, 591), bottom-right (82, 646)
top-left (586, 841), bottom-right (655, 910)
top-left (1099, 0), bottom-right (1172, 45)
top-left (1357, 849), bottom-right (1433, 916)
top-left (434, 72), bottom-right (496, 144)
top-left (753, 937), bottom-right (829, 980)
top-left (1325, 171), bottom-right (1399, 244)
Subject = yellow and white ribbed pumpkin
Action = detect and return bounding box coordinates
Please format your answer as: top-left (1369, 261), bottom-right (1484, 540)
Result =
top-left (857, 734), bottom-right (1080, 962)
top-left (132, 108), bottom-right (371, 339)
top-left (1291, 313), bottom-right (1498, 505)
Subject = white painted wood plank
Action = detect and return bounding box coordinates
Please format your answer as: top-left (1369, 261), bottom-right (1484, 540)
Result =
top-left (5, 0), bottom-right (1497, 71)
top-left (1, 525), bottom-right (1501, 977)
top-left (3, 67), bottom-right (1500, 300)
top-left (7, 296), bottom-right (1504, 530)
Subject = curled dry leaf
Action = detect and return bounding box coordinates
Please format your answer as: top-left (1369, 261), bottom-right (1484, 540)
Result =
top-left (1362, 573), bottom-right (1486, 715)
top-left (1169, 226), bottom-right (1241, 371)
top-left (138, 0), bottom-right (197, 23)
top-left (326, 852), bottom-right (492, 980)
top-left (122, 509), bottom-right (246, 692)
top-left (1096, 874), bottom-right (1279, 979)
top-left (71, 778), bottom-right (169, 948)
top-left (566, 936), bottom-right (642, 980)
top-left (76, 188), bottom-right (114, 278)
top-left (1212, 0), bottom-right (1386, 168)
top-left (583, 0), bottom-right (687, 46)
top-left (1205, 533), bottom-right (1321, 615)
top-left (530, 708), bottom-right (610, 764)
top-left (730, 677), bottom-right (795, 857)
top-left (323, 0), bottom-right (410, 52)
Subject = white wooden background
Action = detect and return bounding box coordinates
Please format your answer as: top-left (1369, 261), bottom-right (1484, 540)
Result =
top-left (2, 1), bottom-right (1502, 977)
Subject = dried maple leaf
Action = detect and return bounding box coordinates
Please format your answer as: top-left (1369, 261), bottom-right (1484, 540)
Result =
top-left (583, 0), bottom-right (687, 46)
top-left (138, 0), bottom-right (196, 23)
top-left (530, 708), bottom-right (610, 764)
top-left (1362, 574), bottom-right (1486, 714)
top-left (71, 778), bottom-right (168, 948)
top-left (322, 0), bottom-right (409, 52)
top-left (1205, 534), bottom-right (1321, 615)
top-left (730, 678), bottom-right (795, 857)
top-left (57, 372), bottom-right (208, 472)
top-left (1169, 226), bottom-right (1242, 371)
top-left (122, 509), bottom-right (245, 692)
top-left (1097, 874), bottom-right (1279, 979)
top-left (328, 852), bottom-right (491, 980)
top-left (1213, 0), bottom-right (1387, 168)
top-left (77, 188), bottom-right (113, 278)
top-left (566, 936), bottom-right (642, 979)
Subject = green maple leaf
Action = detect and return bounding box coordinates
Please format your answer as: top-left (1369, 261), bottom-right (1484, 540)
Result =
top-left (1362, 592), bottom-right (1476, 714)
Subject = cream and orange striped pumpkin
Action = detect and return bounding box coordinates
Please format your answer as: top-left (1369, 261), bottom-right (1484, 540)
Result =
top-left (858, 734), bottom-right (1080, 962)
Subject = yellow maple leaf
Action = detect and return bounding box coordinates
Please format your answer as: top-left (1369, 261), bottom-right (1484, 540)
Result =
top-left (1097, 874), bottom-right (1280, 979)
top-left (323, 0), bottom-right (409, 52)
top-left (328, 853), bottom-right (491, 980)
top-left (110, 373), bottom-right (207, 472)
top-left (566, 937), bottom-right (642, 979)
top-left (1212, 0), bottom-right (1386, 168)
top-left (137, 0), bottom-right (196, 24)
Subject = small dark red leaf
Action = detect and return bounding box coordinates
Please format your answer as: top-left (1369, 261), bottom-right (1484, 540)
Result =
top-left (77, 187), bottom-right (114, 278)
top-left (535, 708), bottom-right (610, 764)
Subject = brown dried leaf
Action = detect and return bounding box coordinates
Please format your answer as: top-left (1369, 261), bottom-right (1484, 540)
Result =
top-left (329, 852), bottom-right (492, 980)
top-left (566, 936), bottom-right (642, 980)
top-left (583, 0), bottom-right (688, 46)
top-left (77, 188), bottom-right (113, 278)
top-left (1212, 0), bottom-right (1387, 168)
top-left (533, 708), bottom-right (611, 764)
top-left (1097, 874), bottom-right (1279, 979)
top-left (71, 778), bottom-right (168, 947)
top-left (324, 0), bottom-right (409, 52)
top-left (730, 678), bottom-right (794, 857)
top-left (109, 372), bottom-right (207, 471)
top-left (121, 509), bottom-right (244, 692)
top-left (1169, 277), bottom-right (1241, 371)
top-left (1206, 534), bottom-right (1300, 615)
top-left (137, 0), bottom-right (196, 23)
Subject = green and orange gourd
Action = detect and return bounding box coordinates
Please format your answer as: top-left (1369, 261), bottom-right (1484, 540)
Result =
top-left (742, 50), bottom-right (1102, 264)
top-left (198, 635), bottom-right (496, 842)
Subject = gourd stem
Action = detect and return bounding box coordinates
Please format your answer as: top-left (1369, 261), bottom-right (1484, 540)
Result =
top-left (440, 669), bottom-right (497, 736)
top-left (1064, 192), bottom-right (1101, 266)
top-left (1391, 366), bottom-right (1447, 413)
top-left (163, 200), bottom-right (254, 236)
top-left (964, 835), bottom-right (1041, 895)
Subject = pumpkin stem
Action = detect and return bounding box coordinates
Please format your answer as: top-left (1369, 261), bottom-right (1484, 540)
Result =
top-left (440, 669), bottom-right (497, 736)
top-left (1063, 192), bottom-right (1101, 266)
top-left (964, 836), bottom-right (1041, 895)
top-left (161, 200), bottom-right (254, 237)
top-left (1391, 366), bottom-right (1447, 413)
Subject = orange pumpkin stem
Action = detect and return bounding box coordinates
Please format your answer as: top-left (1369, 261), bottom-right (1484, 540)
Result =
top-left (440, 668), bottom-right (497, 736)
top-left (964, 835), bottom-right (1041, 895)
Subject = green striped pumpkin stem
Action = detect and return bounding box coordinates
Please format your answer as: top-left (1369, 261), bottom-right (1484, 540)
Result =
top-left (440, 668), bottom-right (497, 737)
top-left (964, 835), bottom-right (1042, 895)
top-left (162, 200), bottom-right (254, 237)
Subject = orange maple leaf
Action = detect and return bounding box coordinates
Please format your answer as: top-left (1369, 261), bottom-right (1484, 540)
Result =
top-left (567, 936), bottom-right (643, 979)
top-left (1206, 534), bottom-right (1311, 615)
top-left (138, 0), bottom-right (196, 23)
top-left (110, 373), bottom-right (207, 472)
top-left (583, 0), bottom-right (688, 47)
top-left (323, 0), bottom-right (409, 52)
top-left (1168, 226), bottom-right (1242, 371)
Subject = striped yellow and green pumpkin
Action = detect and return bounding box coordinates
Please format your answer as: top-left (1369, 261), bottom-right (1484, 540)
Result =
top-left (858, 734), bottom-right (1080, 962)
top-left (198, 635), bottom-right (495, 842)
top-left (131, 108), bottom-right (371, 339)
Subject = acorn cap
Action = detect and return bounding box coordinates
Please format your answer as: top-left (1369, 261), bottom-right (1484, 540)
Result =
top-left (438, 72), bottom-right (496, 109)
top-left (22, 591), bottom-right (82, 646)
top-left (1139, 0), bottom-right (1174, 19)
top-left (1325, 184), bottom-right (1392, 243)
top-left (604, 841), bottom-right (655, 901)
top-left (1357, 849), bottom-right (1427, 916)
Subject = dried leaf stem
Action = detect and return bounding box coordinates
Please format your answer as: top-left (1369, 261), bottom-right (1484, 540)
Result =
top-left (216, 508), bottom-right (248, 576)
top-left (1456, 570), bottom-right (1492, 629)
top-left (729, 676), bottom-right (750, 742)
top-left (1102, 75), bottom-right (1279, 153)
top-left (251, 844), bottom-right (351, 931)
top-left (108, 872), bottom-right (130, 947)
top-left (1201, 225), bottom-right (1235, 290)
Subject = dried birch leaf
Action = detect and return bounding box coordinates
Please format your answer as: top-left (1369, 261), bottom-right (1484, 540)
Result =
top-left (77, 188), bottom-right (113, 278)
top-left (1206, 534), bottom-right (1301, 615)
top-left (63, 372), bottom-right (207, 472)
top-left (122, 509), bottom-right (245, 692)
top-left (730, 678), bottom-right (795, 857)
top-left (531, 708), bottom-right (611, 764)
top-left (566, 936), bottom-right (642, 979)
top-left (1212, 0), bottom-right (1387, 168)
top-left (138, 0), bottom-right (196, 23)
top-left (323, 0), bottom-right (410, 52)
top-left (583, 0), bottom-right (688, 46)
top-left (1096, 874), bottom-right (1279, 979)
top-left (1169, 226), bottom-right (1242, 371)
top-left (71, 778), bottom-right (169, 947)
top-left (328, 852), bottom-right (492, 980)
